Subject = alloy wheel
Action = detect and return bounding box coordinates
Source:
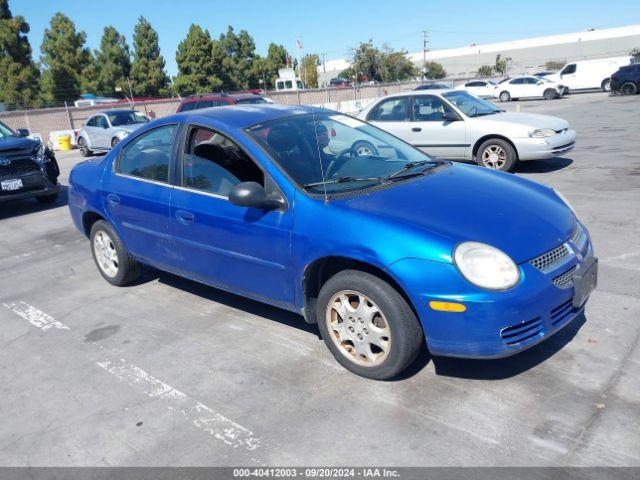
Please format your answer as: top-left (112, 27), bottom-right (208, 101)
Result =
top-left (93, 230), bottom-right (119, 278)
top-left (325, 290), bottom-right (391, 367)
top-left (481, 144), bottom-right (508, 169)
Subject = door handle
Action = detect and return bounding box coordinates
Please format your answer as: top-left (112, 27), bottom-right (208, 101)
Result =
top-left (412, 127), bottom-right (422, 132)
top-left (175, 209), bottom-right (195, 225)
top-left (106, 194), bottom-right (120, 206)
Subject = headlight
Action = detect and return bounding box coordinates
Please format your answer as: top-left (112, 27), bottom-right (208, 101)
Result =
top-left (34, 143), bottom-right (50, 164)
top-left (454, 242), bottom-right (520, 290)
top-left (553, 188), bottom-right (575, 214)
top-left (529, 128), bottom-right (556, 138)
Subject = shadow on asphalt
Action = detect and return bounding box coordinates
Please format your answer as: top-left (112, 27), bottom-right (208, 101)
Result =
top-left (0, 185), bottom-right (69, 220)
top-left (517, 157), bottom-right (573, 173)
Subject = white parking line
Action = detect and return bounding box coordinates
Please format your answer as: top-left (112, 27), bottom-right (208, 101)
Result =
top-left (2, 302), bottom-right (70, 331)
top-left (96, 358), bottom-right (260, 451)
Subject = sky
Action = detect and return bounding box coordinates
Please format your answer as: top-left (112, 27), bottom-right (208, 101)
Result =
top-left (14, 0), bottom-right (640, 77)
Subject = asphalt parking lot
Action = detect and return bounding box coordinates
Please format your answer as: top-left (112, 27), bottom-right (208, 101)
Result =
top-left (1, 91), bottom-right (639, 467)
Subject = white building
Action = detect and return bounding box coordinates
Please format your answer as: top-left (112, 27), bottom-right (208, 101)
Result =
top-left (318, 24), bottom-right (640, 84)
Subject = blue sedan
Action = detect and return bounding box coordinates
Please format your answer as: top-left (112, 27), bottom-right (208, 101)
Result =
top-left (68, 104), bottom-right (597, 379)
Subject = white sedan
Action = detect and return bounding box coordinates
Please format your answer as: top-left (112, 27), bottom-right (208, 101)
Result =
top-left (455, 80), bottom-right (497, 98)
top-left (356, 90), bottom-right (576, 172)
top-left (493, 76), bottom-right (565, 102)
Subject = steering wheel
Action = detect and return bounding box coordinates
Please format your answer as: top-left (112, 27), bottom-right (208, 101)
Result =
top-left (325, 148), bottom-right (353, 178)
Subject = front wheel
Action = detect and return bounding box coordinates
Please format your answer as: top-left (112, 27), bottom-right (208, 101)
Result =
top-left (476, 138), bottom-right (517, 172)
top-left (499, 91), bottom-right (511, 102)
top-left (620, 82), bottom-right (638, 96)
top-left (316, 270), bottom-right (424, 380)
top-left (90, 220), bottom-right (141, 286)
top-left (601, 78), bottom-right (611, 92)
top-left (543, 89), bottom-right (558, 100)
top-left (78, 137), bottom-right (92, 157)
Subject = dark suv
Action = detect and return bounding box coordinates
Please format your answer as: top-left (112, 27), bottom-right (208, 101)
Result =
top-left (611, 63), bottom-right (640, 95)
top-left (0, 121), bottom-right (60, 204)
top-left (176, 92), bottom-right (270, 113)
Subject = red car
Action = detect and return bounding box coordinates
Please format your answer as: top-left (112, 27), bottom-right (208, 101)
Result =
top-left (176, 92), bottom-right (270, 113)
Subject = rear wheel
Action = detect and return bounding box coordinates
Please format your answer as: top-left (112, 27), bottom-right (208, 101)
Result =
top-left (601, 78), bottom-right (611, 92)
top-left (90, 220), bottom-right (141, 286)
top-left (316, 270), bottom-right (423, 380)
top-left (78, 137), bottom-right (92, 157)
top-left (499, 91), bottom-right (511, 102)
top-left (543, 89), bottom-right (558, 100)
top-left (620, 82), bottom-right (638, 96)
top-left (476, 138), bottom-right (517, 172)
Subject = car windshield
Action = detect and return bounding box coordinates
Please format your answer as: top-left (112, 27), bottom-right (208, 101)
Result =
top-left (246, 113), bottom-right (442, 194)
top-left (0, 121), bottom-right (15, 139)
top-left (442, 91), bottom-right (501, 117)
top-left (107, 111), bottom-right (150, 127)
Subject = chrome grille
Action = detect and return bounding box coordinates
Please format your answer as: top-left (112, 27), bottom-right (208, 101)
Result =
top-left (553, 266), bottom-right (577, 288)
top-left (530, 244), bottom-right (570, 271)
top-left (0, 158), bottom-right (39, 177)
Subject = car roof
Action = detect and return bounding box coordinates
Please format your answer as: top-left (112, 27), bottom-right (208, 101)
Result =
top-left (170, 104), bottom-right (333, 129)
top-left (96, 109), bottom-right (137, 114)
top-left (380, 89), bottom-right (457, 99)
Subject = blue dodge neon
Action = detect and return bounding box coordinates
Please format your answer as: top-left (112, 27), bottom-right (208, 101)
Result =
top-left (68, 104), bottom-right (597, 379)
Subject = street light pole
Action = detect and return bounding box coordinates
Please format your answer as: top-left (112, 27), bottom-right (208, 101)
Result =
top-left (422, 31), bottom-right (429, 83)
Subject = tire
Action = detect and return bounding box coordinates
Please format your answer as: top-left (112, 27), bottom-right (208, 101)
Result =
top-left (36, 193), bottom-right (58, 204)
top-left (78, 137), bottom-right (92, 157)
top-left (316, 270), bottom-right (424, 380)
top-left (499, 91), bottom-right (511, 102)
top-left (620, 82), bottom-right (638, 96)
top-left (543, 89), bottom-right (558, 100)
top-left (90, 220), bottom-right (141, 286)
top-left (601, 78), bottom-right (611, 92)
top-left (111, 137), bottom-right (120, 148)
top-left (351, 140), bottom-right (379, 157)
top-left (476, 138), bottom-right (518, 172)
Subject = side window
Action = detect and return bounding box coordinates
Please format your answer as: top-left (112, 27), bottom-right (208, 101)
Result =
top-left (180, 102), bottom-right (196, 112)
top-left (182, 126), bottom-right (264, 197)
top-left (510, 78), bottom-right (523, 85)
top-left (411, 96), bottom-right (454, 122)
top-left (95, 116), bottom-right (108, 128)
top-left (285, 80), bottom-right (293, 89)
top-left (86, 116), bottom-right (97, 127)
top-left (367, 97), bottom-right (408, 122)
top-left (196, 100), bottom-right (214, 109)
top-left (276, 81), bottom-right (284, 90)
top-left (525, 77), bottom-right (538, 84)
top-left (117, 124), bottom-right (176, 183)
top-left (562, 64), bottom-right (576, 75)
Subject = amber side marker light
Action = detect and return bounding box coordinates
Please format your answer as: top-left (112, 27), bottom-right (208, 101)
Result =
top-left (429, 301), bottom-right (467, 313)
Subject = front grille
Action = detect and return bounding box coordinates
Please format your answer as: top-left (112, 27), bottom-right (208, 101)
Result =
top-left (555, 128), bottom-right (567, 134)
top-left (553, 265), bottom-right (577, 288)
top-left (0, 158), bottom-right (39, 177)
top-left (550, 299), bottom-right (575, 327)
top-left (500, 317), bottom-right (544, 346)
top-left (530, 244), bottom-right (570, 271)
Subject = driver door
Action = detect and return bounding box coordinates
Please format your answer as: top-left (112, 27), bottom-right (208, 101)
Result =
top-left (409, 95), bottom-right (466, 159)
top-left (365, 97), bottom-right (412, 142)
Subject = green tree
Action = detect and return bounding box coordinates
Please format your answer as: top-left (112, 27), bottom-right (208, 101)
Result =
top-left (251, 43), bottom-right (289, 89)
top-left (477, 65), bottom-right (494, 77)
top-left (382, 49), bottom-right (418, 82)
top-left (174, 24), bottom-right (219, 95)
top-left (299, 54), bottom-right (319, 88)
top-left (130, 16), bottom-right (170, 97)
top-left (39, 12), bottom-right (92, 104)
top-left (350, 40), bottom-right (384, 82)
top-left (95, 26), bottom-right (131, 97)
top-left (495, 54), bottom-right (511, 76)
top-left (424, 61), bottom-right (446, 80)
top-left (0, 0), bottom-right (40, 109)
top-left (212, 26), bottom-right (258, 90)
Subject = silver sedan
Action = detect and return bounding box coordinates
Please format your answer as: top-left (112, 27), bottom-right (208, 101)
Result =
top-left (357, 90), bottom-right (576, 172)
top-left (77, 110), bottom-right (149, 156)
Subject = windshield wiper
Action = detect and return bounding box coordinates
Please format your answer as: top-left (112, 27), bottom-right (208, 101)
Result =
top-left (303, 176), bottom-right (383, 189)
top-left (385, 160), bottom-right (434, 180)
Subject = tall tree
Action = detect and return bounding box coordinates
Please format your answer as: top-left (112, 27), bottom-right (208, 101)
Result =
top-left (95, 26), bottom-right (131, 97)
top-left (424, 61), bottom-right (446, 80)
top-left (212, 26), bottom-right (258, 90)
top-left (299, 54), bottom-right (319, 88)
top-left (39, 12), bottom-right (92, 104)
top-left (251, 43), bottom-right (290, 89)
top-left (130, 16), bottom-right (169, 97)
top-left (382, 48), bottom-right (418, 81)
top-left (174, 24), bottom-right (219, 95)
top-left (0, 0), bottom-right (40, 109)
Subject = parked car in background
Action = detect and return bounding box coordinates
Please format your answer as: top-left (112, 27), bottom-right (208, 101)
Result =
top-left (455, 80), bottom-right (497, 97)
top-left (545, 56), bottom-right (632, 92)
top-left (358, 90), bottom-right (575, 172)
top-left (414, 82), bottom-right (450, 90)
top-left (533, 71), bottom-right (556, 77)
top-left (68, 104), bottom-right (596, 380)
top-left (77, 110), bottom-right (150, 156)
top-left (610, 63), bottom-right (640, 95)
top-left (329, 77), bottom-right (351, 88)
top-left (177, 92), bottom-right (270, 113)
top-left (493, 76), bottom-right (565, 101)
top-left (0, 121), bottom-right (59, 204)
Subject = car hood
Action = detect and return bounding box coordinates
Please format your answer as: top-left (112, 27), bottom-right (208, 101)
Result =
top-left (476, 111), bottom-right (569, 131)
top-left (336, 163), bottom-right (573, 264)
top-left (0, 136), bottom-right (39, 153)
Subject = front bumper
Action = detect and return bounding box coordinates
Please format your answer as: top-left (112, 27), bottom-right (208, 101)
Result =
top-left (388, 223), bottom-right (594, 358)
top-left (513, 128), bottom-right (576, 160)
top-left (0, 172), bottom-right (59, 203)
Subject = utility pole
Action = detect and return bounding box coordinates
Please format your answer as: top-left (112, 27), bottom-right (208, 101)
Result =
top-left (422, 31), bottom-right (429, 83)
top-left (321, 52), bottom-right (327, 87)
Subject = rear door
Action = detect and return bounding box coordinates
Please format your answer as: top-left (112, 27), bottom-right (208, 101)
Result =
top-left (409, 95), bottom-right (466, 159)
top-left (101, 123), bottom-right (182, 272)
top-left (365, 97), bottom-right (411, 141)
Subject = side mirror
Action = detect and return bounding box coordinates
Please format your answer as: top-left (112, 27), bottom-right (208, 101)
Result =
top-left (229, 182), bottom-right (285, 210)
top-left (16, 128), bottom-right (30, 137)
top-left (443, 111), bottom-right (461, 122)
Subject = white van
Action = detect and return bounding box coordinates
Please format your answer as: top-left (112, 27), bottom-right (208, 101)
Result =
top-left (275, 68), bottom-right (304, 92)
top-left (546, 56), bottom-right (632, 92)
